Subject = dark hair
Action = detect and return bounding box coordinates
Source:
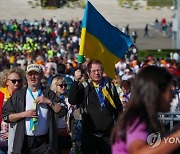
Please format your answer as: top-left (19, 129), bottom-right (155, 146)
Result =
top-left (111, 65), bottom-right (173, 143)
top-left (57, 64), bottom-right (66, 74)
top-left (87, 59), bottom-right (104, 73)
top-left (120, 80), bottom-right (131, 89)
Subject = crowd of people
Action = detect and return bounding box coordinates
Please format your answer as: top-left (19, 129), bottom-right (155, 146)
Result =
top-left (0, 18), bottom-right (180, 154)
top-left (0, 18), bottom-right (81, 72)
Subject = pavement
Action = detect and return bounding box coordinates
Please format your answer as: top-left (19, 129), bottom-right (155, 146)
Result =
top-left (130, 29), bottom-right (173, 50)
top-left (0, 0), bottom-right (173, 50)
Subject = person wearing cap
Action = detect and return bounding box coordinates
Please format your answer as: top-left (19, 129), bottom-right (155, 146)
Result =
top-left (121, 68), bottom-right (132, 81)
top-left (2, 64), bottom-right (67, 154)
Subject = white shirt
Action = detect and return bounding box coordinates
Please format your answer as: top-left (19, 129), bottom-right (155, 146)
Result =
top-left (121, 74), bottom-right (132, 81)
top-left (25, 90), bottom-right (49, 136)
top-left (172, 52), bottom-right (179, 61)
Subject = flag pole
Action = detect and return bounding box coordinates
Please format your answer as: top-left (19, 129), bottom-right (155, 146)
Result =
top-left (77, 28), bottom-right (86, 64)
top-left (77, 0), bottom-right (88, 65)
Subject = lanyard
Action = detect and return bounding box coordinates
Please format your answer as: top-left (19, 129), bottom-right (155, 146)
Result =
top-left (93, 81), bottom-right (116, 109)
top-left (27, 87), bottom-right (42, 131)
top-left (93, 81), bottom-right (105, 107)
top-left (28, 88), bottom-right (42, 101)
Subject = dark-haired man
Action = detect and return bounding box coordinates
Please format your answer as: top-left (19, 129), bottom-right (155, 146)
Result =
top-left (68, 59), bottom-right (122, 154)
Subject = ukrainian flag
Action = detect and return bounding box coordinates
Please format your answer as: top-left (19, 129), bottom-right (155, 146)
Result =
top-left (78, 1), bottom-right (132, 79)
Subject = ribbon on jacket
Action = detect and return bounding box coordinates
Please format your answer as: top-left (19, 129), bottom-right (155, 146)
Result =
top-left (92, 81), bottom-right (116, 109)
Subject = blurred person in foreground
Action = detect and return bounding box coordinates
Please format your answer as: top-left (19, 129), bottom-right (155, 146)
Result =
top-left (2, 64), bottom-right (67, 154)
top-left (0, 68), bottom-right (24, 154)
top-left (111, 65), bottom-right (180, 154)
top-left (68, 59), bottom-right (123, 154)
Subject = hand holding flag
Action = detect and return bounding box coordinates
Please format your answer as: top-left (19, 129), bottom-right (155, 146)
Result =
top-left (78, 1), bottom-right (133, 78)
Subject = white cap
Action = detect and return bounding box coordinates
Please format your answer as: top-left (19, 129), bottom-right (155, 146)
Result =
top-left (26, 64), bottom-right (43, 73)
top-left (125, 69), bottom-right (130, 72)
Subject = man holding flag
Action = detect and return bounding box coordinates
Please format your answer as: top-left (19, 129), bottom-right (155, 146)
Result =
top-left (2, 64), bottom-right (67, 154)
top-left (69, 59), bottom-right (123, 154)
top-left (69, 1), bottom-right (132, 153)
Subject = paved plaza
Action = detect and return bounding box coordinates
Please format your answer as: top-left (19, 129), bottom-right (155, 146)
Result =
top-left (0, 0), bottom-right (174, 49)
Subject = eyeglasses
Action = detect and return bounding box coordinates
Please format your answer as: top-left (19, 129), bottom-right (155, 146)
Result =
top-left (8, 79), bottom-right (22, 84)
top-left (90, 69), bottom-right (103, 74)
top-left (58, 84), bottom-right (67, 88)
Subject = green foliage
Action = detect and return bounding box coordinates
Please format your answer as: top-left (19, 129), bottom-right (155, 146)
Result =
top-left (118, 0), bottom-right (141, 9)
top-left (28, 1), bottom-right (33, 4)
top-left (80, 0), bottom-right (86, 8)
top-left (41, 0), bottom-right (46, 7)
top-left (147, 0), bottom-right (173, 7)
top-left (138, 49), bottom-right (180, 61)
top-left (119, 0), bottom-right (173, 8)
top-left (67, 0), bottom-right (85, 8)
top-left (28, 0), bottom-right (40, 7)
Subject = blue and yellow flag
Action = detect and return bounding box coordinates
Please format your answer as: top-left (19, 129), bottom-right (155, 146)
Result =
top-left (78, 1), bottom-right (132, 78)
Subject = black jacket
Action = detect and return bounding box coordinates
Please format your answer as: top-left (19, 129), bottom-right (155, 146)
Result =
top-left (68, 78), bottom-right (122, 134)
top-left (2, 86), bottom-right (67, 154)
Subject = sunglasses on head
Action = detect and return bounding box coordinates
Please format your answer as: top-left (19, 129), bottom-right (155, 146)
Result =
top-left (58, 84), bottom-right (67, 88)
top-left (8, 79), bottom-right (22, 84)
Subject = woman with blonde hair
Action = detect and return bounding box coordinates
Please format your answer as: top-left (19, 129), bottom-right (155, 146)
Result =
top-left (0, 67), bottom-right (25, 154)
top-left (50, 75), bottom-right (71, 154)
top-left (0, 68), bottom-right (24, 98)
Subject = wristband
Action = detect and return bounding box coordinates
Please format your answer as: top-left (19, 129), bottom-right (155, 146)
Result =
top-left (50, 103), bottom-right (55, 108)
top-left (3, 115), bottom-right (9, 122)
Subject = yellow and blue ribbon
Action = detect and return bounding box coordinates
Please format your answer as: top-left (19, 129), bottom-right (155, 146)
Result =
top-left (93, 81), bottom-right (116, 109)
top-left (28, 88), bottom-right (42, 131)
top-left (93, 82), bottom-right (105, 107)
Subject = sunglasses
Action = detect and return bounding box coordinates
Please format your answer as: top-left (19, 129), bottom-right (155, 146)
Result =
top-left (8, 79), bottom-right (22, 84)
top-left (58, 84), bottom-right (67, 88)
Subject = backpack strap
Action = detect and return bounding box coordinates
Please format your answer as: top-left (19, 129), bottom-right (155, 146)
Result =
top-left (105, 78), bottom-right (114, 97)
top-left (81, 78), bottom-right (117, 111)
top-left (81, 81), bottom-right (90, 114)
top-left (104, 78), bottom-right (116, 109)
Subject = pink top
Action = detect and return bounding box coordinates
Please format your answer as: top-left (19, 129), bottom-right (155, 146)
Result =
top-left (112, 118), bottom-right (148, 154)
